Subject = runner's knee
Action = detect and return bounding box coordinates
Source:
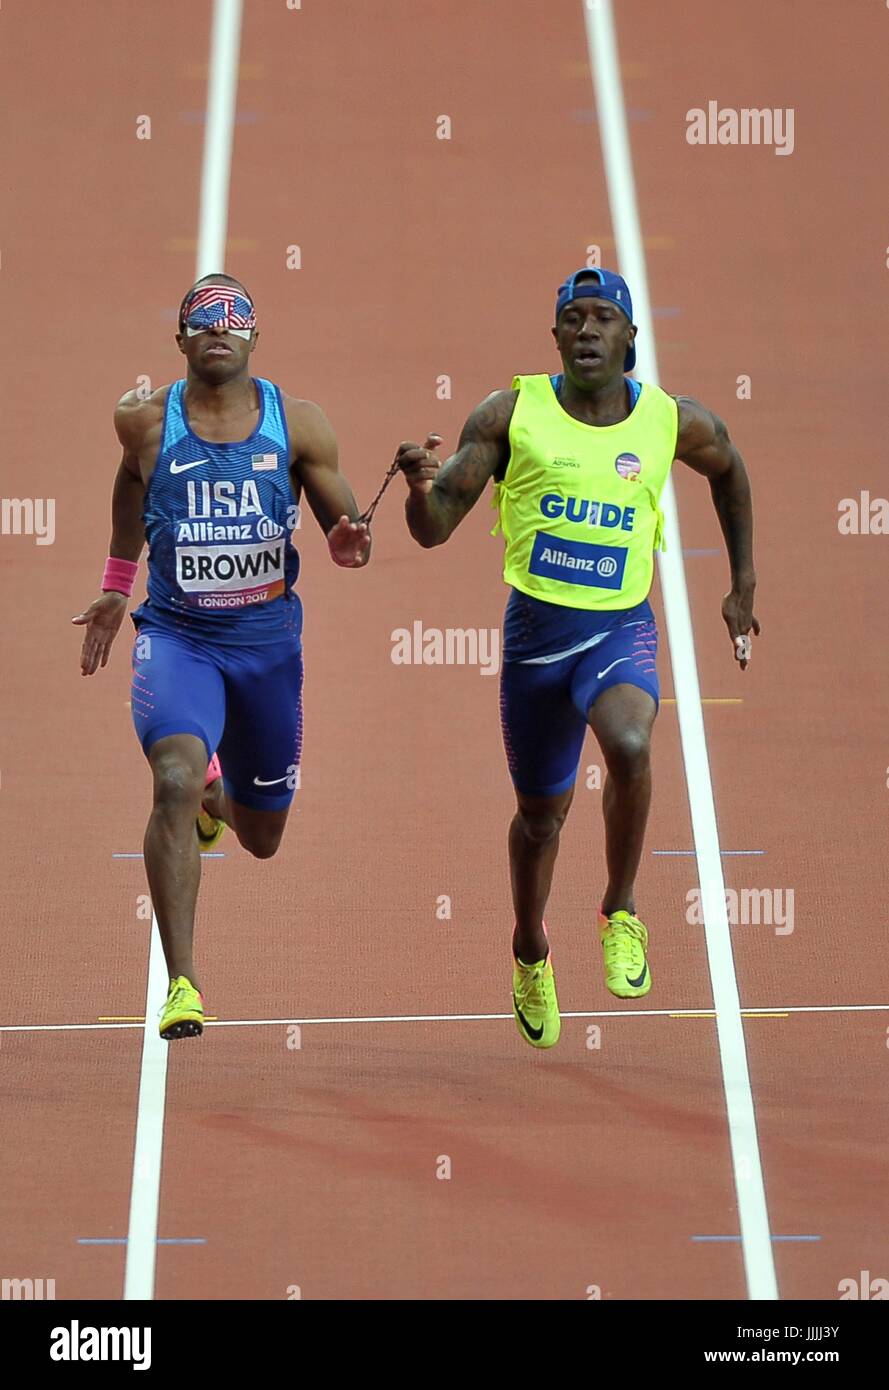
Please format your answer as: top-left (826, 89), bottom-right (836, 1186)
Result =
top-left (601, 725), bottom-right (651, 780)
top-left (514, 798), bottom-right (571, 846)
top-left (151, 754), bottom-right (205, 812)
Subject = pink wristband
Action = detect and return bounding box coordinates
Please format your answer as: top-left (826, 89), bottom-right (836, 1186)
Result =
top-left (102, 557), bottom-right (139, 597)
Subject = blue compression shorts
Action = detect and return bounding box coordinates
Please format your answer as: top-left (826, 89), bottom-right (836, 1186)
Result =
top-left (130, 621), bottom-right (303, 812)
top-left (499, 613), bottom-right (659, 798)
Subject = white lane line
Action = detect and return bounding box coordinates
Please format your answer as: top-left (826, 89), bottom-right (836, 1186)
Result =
top-left (122, 926), bottom-right (169, 1300)
top-left (197, 0), bottom-right (244, 274)
top-left (123, 0), bottom-right (244, 1303)
top-left (5, 1002), bottom-right (889, 1035)
top-left (581, 0), bottom-right (778, 1301)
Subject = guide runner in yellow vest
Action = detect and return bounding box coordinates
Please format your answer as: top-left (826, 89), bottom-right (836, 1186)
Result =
top-left (396, 268), bottom-right (759, 1049)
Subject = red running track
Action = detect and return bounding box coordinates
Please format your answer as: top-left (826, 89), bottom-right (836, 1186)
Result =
top-left (0, 0), bottom-right (886, 1300)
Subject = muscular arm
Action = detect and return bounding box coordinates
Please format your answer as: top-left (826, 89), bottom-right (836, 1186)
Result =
top-left (674, 396), bottom-right (760, 667)
top-left (110, 395), bottom-right (148, 560)
top-left (71, 392), bottom-right (150, 675)
top-left (674, 396), bottom-right (754, 586)
top-left (288, 398), bottom-right (370, 566)
top-left (289, 399), bottom-right (359, 530)
top-left (400, 389), bottom-right (516, 548)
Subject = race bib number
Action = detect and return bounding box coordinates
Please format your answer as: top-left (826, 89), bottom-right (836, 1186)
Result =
top-left (175, 522), bottom-right (286, 609)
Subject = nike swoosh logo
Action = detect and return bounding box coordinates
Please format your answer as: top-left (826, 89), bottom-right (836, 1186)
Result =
top-left (626, 964), bottom-right (648, 989)
top-left (597, 656), bottom-right (632, 680)
top-left (253, 775), bottom-right (289, 787)
top-left (513, 995), bottom-right (545, 1041)
top-left (169, 457), bottom-right (210, 474)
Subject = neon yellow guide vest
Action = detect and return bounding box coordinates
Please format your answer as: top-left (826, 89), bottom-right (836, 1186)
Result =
top-left (492, 374), bottom-right (678, 610)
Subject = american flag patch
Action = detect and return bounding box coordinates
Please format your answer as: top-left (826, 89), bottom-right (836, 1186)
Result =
top-left (186, 285), bottom-right (257, 332)
top-left (252, 453), bottom-right (278, 471)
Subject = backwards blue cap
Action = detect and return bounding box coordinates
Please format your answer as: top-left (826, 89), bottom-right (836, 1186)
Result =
top-left (555, 267), bottom-right (636, 372)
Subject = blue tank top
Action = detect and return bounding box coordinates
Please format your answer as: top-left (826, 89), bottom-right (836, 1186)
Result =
top-left (133, 377), bottom-right (302, 646)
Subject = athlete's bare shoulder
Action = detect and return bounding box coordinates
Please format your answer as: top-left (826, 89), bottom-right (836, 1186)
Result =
top-left (280, 393), bottom-right (337, 468)
top-left (279, 393), bottom-right (327, 426)
top-left (672, 394), bottom-right (738, 477)
top-left (461, 388), bottom-right (518, 444)
top-left (672, 394), bottom-right (721, 441)
top-left (449, 388), bottom-right (518, 490)
top-left (114, 385), bottom-right (169, 443)
top-left (114, 385), bottom-right (171, 480)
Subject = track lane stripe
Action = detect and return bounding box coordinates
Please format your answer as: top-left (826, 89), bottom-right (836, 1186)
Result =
top-left (197, 0), bottom-right (244, 274)
top-left (4, 1001), bottom-right (889, 1035)
top-left (122, 924), bottom-right (170, 1300)
top-left (581, 0), bottom-right (778, 1301)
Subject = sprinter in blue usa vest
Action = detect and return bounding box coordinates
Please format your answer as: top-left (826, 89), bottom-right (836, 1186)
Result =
top-left (72, 274), bottom-right (370, 1038)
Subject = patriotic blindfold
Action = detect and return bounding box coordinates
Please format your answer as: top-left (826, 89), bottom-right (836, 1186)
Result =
top-left (182, 284), bottom-right (257, 339)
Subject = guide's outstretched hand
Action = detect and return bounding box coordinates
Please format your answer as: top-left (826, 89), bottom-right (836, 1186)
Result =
top-left (396, 434), bottom-right (444, 494)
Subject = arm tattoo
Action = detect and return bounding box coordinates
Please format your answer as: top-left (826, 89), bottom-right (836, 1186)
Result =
top-left (405, 390), bottom-right (515, 545)
top-left (434, 391), bottom-right (515, 507)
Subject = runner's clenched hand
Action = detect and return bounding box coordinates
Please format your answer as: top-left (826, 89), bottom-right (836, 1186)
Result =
top-left (396, 434), bottom-right (444, 494)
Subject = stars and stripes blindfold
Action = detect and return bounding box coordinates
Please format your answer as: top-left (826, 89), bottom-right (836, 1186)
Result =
top-left (182, 285), bottom-right (257, 339)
